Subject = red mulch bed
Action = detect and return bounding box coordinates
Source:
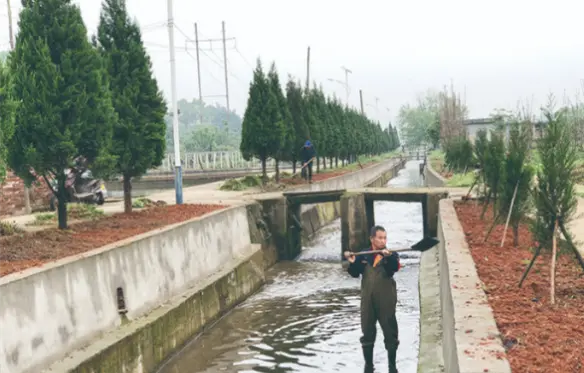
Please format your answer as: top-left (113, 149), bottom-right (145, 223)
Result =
top-left (454, 202), bottom-right (584, 373)
top-left (0, 204), bottom-right (226, 277)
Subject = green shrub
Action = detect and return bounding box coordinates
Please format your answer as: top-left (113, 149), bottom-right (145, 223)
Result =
top-left (443, 136), bottom-right (474, 172)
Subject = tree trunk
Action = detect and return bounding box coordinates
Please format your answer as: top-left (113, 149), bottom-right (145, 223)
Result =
top-left (316, 156), bottom-right (320, 173)
top-left (275, 159), bottom-right (280, 183)
top-left (335, 157), bottom-right (339, 168)
top-left (322, 157), bottom-right (326, 169)
top-left (261, 156), bottom-right (267, 184)
top-left (329, 157), bottom-right (333, 168)
top-left (57, 174), bottom-right (68, 230)
top-left (512, 221), bottom-right (519, 247)
top-left (292, 159), bottom-right (297, 174)
top-left (123, 174), bottom-right (132, 213)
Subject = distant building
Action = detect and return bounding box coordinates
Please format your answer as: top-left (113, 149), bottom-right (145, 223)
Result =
top-left (464, 117), bottom-right (545, 144)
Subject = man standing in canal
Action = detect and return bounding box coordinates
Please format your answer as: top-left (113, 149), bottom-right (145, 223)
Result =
top-left (344, 225), bottom-right (401, 373)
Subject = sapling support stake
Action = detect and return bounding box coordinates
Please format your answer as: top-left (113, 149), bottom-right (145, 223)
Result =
top-left (551, 218), bottom-right (558, 305)
top-left (483, 213), bottom-right (501, 243)
top-left (518, 243), bottom-right (543, 288)
top-left (500, 179), bottom-right (520, 248)
top-left (558, 219), bottom-right (584, 272)
top-left (463, 173), bottom-right (479, 202)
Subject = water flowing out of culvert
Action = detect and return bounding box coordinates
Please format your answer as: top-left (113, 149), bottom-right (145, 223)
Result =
top-left (158, 161), bottom-right (424, 373)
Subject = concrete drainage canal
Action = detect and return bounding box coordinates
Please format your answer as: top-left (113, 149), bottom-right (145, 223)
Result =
top-left (158, 161), bottom-right (424, 373)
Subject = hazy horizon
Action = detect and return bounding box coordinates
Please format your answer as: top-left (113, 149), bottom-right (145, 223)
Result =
top-left (2, 0), bottom-right (583, 125)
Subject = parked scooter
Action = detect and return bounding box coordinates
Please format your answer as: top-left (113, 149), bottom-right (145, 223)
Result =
top-left (49, 166), bottom-right (107, 211)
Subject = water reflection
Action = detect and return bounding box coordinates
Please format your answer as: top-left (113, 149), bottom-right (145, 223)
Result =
top-left (158, 161), bottom-right (423, 373)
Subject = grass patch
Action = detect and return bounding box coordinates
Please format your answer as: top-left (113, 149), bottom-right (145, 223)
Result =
top-left (445, 172), bottom-right (475, 187)
top-left (220, 175), bottom-right (263, 191)
top-left (0, 221), bottom-right (24, 237)
top-left (30, 203), bottom-right (104, 225)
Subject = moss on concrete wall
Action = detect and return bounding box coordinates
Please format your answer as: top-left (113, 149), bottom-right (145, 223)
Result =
top-left (49, 248), bottom-right (265, 373)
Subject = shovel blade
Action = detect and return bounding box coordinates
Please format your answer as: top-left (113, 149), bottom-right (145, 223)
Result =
top-left (409, 236), bottom-right (440, 252)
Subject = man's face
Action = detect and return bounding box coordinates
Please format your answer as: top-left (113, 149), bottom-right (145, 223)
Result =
top-left (370, 230), bottom-right (387, 250)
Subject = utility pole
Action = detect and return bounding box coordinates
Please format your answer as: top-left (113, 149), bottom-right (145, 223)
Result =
top-left (341, 66), bottom-right (352, 107)
top-left (194, 23), bottom-right (203, 125)
top-left (359, 90), bottom-right (364, 115)
top-left (167, 0), bottom-right (182, 204)
top-left (306, 46), bottom-right (310, 90)
top-left (7, 0), bottom-right (14, 50)
top-left (221, 21), bottom-right (230, 113)
top-left (7, 0), bottom-right (31, 213)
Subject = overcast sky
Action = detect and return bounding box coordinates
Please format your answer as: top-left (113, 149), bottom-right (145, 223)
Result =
top-left (2, 0), bottom-right (583, 125)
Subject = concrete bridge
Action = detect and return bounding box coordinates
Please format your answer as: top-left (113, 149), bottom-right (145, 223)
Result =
top-left (255, 187), bottom-right (448, 261)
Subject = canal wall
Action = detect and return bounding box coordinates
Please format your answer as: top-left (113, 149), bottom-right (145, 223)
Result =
top-left (424, 162), bottom-right (447, 187)
top-left (417, 199), bottom-right (511, 373)
top-left (0, 158), bottom-right (406, 373)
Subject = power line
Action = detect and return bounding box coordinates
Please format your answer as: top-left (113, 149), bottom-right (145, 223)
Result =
top-left (234, 46), bottom-right (254, 70)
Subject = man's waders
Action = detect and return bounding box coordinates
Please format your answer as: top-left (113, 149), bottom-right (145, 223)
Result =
top-left (348, 250), bottom-right (400, 373)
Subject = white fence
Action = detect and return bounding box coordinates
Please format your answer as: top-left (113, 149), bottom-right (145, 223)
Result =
top-left (154, 151), bottom-right (289, 172)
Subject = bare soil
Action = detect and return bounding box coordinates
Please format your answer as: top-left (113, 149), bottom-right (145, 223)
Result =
top-left (0, 204), bottom-right (226, 277)
top-left (454, 202), bottom-right (584, 373)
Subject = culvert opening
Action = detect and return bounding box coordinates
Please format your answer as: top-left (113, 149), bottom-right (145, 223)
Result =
top-left (116, 287), bottom-right (128, 315)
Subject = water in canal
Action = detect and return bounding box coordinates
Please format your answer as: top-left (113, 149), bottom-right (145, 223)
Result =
top-left (159, 161), bottom-right (424, 373)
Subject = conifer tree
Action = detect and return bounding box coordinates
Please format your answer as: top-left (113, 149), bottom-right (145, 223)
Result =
top-left (285, 77), bottom-right (309, 172)
top-left (240, 59), bottom-right (284, 181)
top-left (266, 63), bottom-right (291, 182)
top-left (0, 59), bottom-right (15, 183)
top-left (532, 108), bottom-right (578, 250)
top-left (8, 0), bottom-right (115, 229)
top-left (95, 0), bottom-right (167, 213)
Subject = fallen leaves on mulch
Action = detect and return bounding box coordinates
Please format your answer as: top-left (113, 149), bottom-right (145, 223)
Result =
top-left (0, 203), bottom-right (226, 277)
top-left (454, 202), bottom-right (584, 373)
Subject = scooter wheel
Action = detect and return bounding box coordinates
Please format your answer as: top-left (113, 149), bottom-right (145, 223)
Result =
top-left (96, 194), bottom-right (105, 205)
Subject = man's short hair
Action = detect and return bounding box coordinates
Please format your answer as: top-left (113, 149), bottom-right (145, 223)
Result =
top-left (370, 225), bottom-right (386, 237)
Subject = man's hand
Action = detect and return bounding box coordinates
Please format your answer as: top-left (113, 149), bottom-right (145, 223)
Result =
top-left (344, 251), bottom-right (356, 263)
top-left (381, 248), bottom-right (392, 256)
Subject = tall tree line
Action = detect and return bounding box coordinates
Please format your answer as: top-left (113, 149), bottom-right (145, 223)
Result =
top-left (240, 60), bottom-right (400, 181)
top-left (1, 0), bottom-right (167, 228)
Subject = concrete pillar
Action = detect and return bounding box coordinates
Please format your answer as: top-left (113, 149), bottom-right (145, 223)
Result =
top-left (423, 192), bottom-right (448, 237)
top-left (259, 197), bottom-right (293, 261)
top-left (365, 198), bottom-right (375, 230)
top-left (341, 192), bottom-right (371, 260)
top-left (286, 203), bottom-right (302, 260)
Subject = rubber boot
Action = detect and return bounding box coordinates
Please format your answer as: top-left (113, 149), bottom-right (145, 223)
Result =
top-left (387, 348), bottom-right (398, 373)
top-left (363, 345), bottom-right (374, 372)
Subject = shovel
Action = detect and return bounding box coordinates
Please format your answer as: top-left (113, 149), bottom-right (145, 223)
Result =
top-left (350, 236), bottom-right (440, 256)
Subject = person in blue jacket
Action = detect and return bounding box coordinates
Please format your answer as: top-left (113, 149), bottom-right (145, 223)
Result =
top-left (344, 225), bottom-right (401, 373)
top-left (300, 140), bottom-right (316, 183)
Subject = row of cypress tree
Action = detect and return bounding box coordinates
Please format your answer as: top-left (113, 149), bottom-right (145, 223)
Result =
top-left (2, 0), bottom-right (167, 228)
top-left (240, 61), bottom-right (401, 181)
